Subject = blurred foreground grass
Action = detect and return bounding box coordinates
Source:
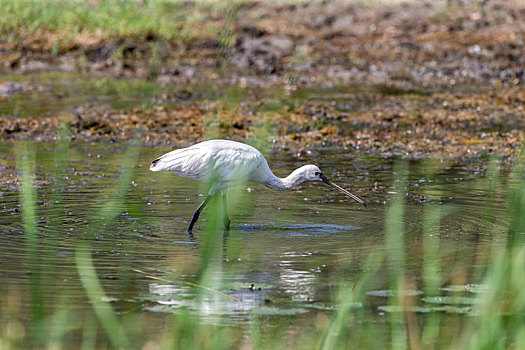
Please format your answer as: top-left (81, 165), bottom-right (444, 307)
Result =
top-left (3, 126), bottom-right (525, 349)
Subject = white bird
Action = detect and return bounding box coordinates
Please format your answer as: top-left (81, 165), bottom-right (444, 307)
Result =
top-left (150, 139), bottom-right (366, 232)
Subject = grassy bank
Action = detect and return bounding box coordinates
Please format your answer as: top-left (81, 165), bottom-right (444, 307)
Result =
top-left (0, 0), bottom-right (222, 42)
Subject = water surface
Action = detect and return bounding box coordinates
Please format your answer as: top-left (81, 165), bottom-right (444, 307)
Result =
top-left (0, 73), bottom-right (515, 345)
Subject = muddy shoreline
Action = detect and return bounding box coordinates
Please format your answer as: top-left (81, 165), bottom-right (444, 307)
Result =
top-left (1, 0), bottom-right (524, 161)
top-left (1, 1), bottom-right (524, 88)
top-left (1, 85), bottom-right (523, 162)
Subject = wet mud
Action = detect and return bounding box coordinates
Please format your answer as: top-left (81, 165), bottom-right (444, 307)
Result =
top-left (1, 1), bottom-right (523, 88)
top-left (1, 86), bottom-right (523, 161)
top-left (0, 0), bottom-right (524, 162)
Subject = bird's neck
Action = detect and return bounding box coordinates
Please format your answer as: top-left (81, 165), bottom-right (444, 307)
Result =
top-left (264, 168), bottom-right (306, 191)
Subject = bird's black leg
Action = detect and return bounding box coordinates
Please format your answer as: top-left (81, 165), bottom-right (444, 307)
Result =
top-left (187, 195), bottom-right (211, 233)
top-left (222, 191), bottom-right (230, 231)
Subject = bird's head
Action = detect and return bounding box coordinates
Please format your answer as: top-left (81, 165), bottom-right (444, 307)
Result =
top-left (300, 164), bottom-right (367, 207)
top-left (300, 164), bottom-right (324, 182)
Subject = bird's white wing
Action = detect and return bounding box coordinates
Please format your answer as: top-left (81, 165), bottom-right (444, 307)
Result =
top-left (150, 141), bottom-right (267, 184)
top-left (209, 148), bottom-right (263, 184)
top-left (149, 146), bottom-right (213, 180)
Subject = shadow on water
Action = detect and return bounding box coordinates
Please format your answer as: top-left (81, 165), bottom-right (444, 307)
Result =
top-left (236, 223), bottom-right (360, 234)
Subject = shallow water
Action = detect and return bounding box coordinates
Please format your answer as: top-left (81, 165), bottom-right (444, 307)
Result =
top-left (0, 140), bottom-right (511, 330)
top-left (0, 73), bottom-right (516, 345)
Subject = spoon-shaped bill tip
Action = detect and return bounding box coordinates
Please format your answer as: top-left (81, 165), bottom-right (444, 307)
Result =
top-left (320, 174), bottom-right (366, 207)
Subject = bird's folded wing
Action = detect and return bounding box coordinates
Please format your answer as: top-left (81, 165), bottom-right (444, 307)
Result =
top-left (150, 147), bottom-right (211, 180)
top-left (150, 145), bottom-right (263, 183)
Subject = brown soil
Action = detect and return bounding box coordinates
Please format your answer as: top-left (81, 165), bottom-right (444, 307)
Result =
top-left (1, 1), bottom-right (524, 88)
top-left (1, 86), bottom-right (523, 161)
top-left (0, 0), bottom-right (524, 161)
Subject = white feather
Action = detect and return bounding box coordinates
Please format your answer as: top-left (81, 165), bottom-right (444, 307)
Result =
top-left (150, 140), bottom-right (269, 184)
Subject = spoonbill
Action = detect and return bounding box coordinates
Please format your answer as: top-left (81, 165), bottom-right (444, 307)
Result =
top-left (150, 139), bottom-right (366, 232)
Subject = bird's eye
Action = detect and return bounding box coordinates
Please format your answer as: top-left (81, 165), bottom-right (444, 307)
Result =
top-left (315, 171), bottom-right (320, 176)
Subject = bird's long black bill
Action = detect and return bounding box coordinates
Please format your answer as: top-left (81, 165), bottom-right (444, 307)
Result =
top-left (320, 175), bottom-right (366, 207)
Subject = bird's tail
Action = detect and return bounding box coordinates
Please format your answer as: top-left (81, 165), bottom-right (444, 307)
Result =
top-left (149, 157), bottom-right (163, 171)
top-left (149, 147), bottom-right (201, 176)
top-left (149, 148), bottom-right (187, 172)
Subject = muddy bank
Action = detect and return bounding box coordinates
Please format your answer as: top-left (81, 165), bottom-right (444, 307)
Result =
top-left (0, 1), bottom-right (524, 89)
top-left (1, 86), bottom-right (523, 161)
top-left (1, 0), bottom-right (524, 163)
